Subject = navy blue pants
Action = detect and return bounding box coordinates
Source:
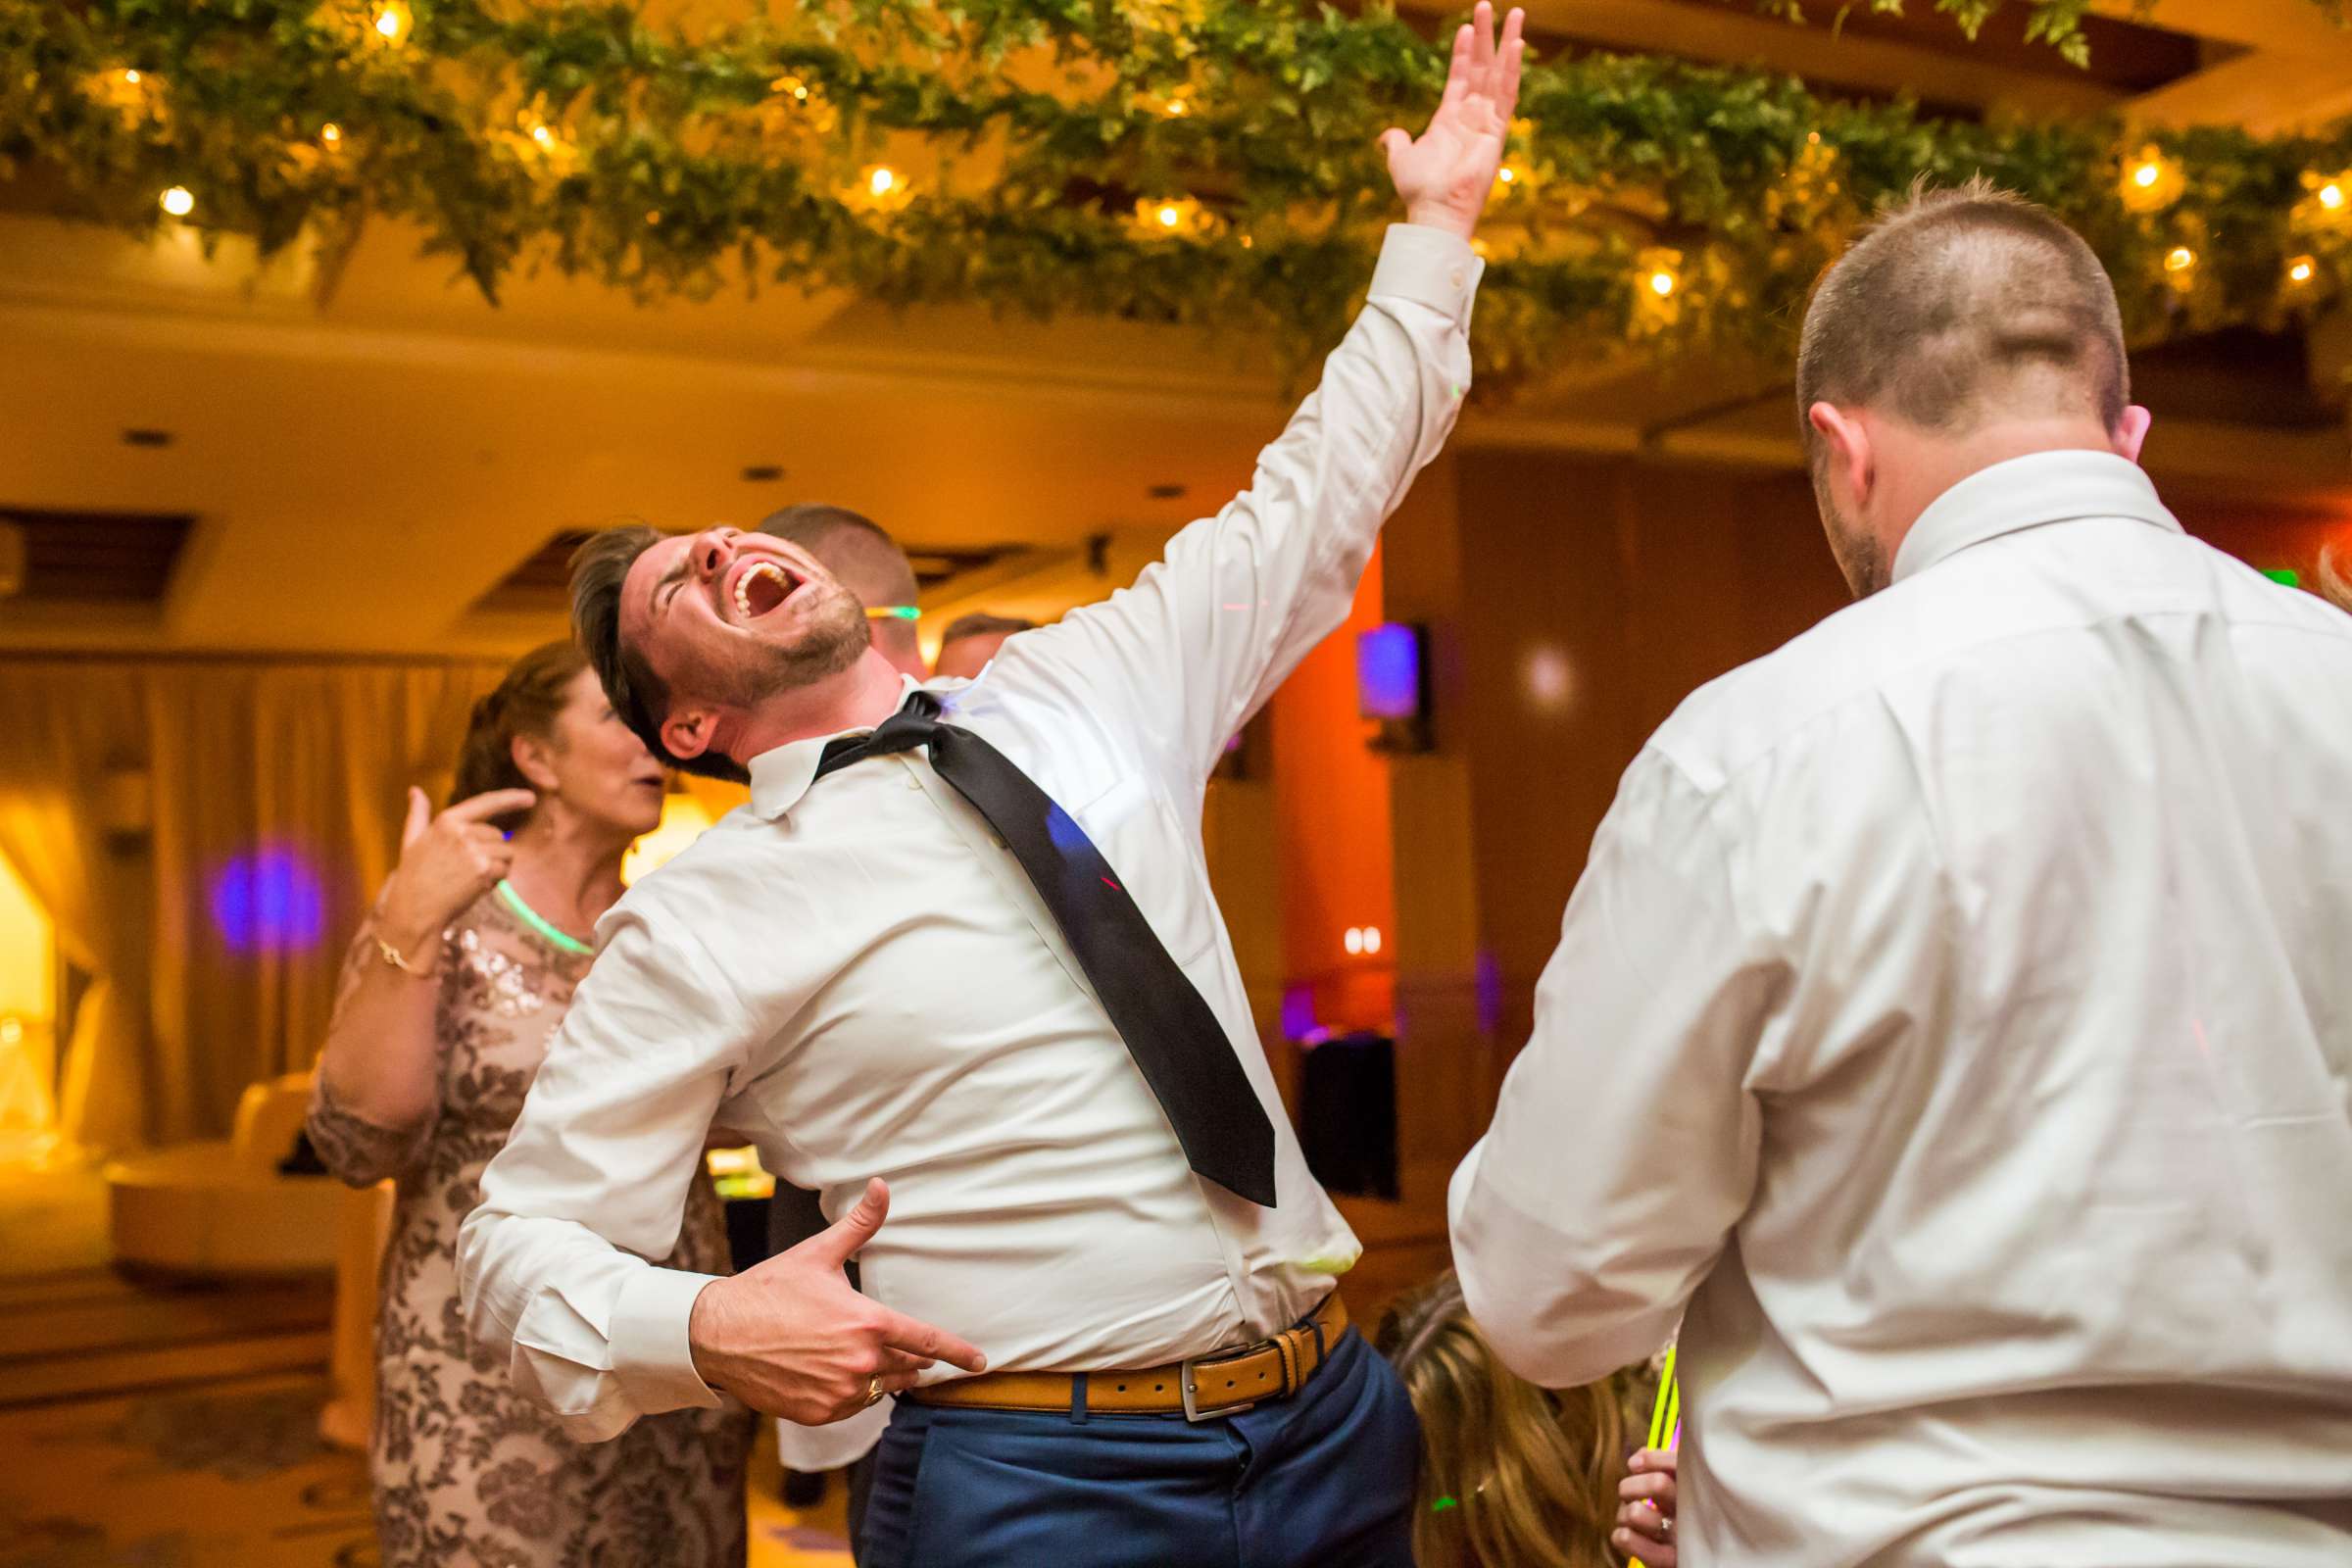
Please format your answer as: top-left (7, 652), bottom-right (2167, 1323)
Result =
top-left (857, 1328), bottom-right (1420, 1567)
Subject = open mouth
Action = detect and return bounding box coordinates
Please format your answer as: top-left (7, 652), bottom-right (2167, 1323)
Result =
top-left (729, 559), bottom-right (803, 622)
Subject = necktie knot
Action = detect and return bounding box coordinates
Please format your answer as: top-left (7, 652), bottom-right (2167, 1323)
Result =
top-left (816, 691), bottom-right (944, 777)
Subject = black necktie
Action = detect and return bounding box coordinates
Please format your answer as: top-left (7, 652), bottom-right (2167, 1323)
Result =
top-left (814, 691), bottom-right (1278, 1207)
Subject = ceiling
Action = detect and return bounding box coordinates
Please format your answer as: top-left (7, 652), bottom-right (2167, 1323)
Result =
top-left (3, 0), bottom-right (2349, 658)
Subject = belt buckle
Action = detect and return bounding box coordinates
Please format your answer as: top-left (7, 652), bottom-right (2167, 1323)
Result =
top-left (1180, 1350), bottom-right (1256, 1423)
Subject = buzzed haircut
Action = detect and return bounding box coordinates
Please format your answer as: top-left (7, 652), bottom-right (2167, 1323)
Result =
top-left (940, 612), bottom-right (1039, 646)
top-left (1796, 179), bottom-right (2129, 445)
top-left (567, 524), bottom-right (748, 784)
top-left (761, 504), bottom-right (921, 665)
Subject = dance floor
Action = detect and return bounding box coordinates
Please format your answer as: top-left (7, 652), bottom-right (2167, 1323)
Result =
top-left (0, 1160), bottom-right (853, 1568)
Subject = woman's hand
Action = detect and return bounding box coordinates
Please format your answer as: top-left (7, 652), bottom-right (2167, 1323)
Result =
top-left (1613, 1446), bottom-right (1679, 1565)
top-left (1378, 1), bottom-right (1525, 240)
top-left (377, 786), bottom-right (535, 960)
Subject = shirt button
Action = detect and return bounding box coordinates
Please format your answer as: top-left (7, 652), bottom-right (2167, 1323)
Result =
top-left (1448, 268), bottom-right (1465, 291)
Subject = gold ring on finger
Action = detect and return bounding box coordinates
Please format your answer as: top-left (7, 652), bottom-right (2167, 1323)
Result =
top-left (864, 1375), bottom-right (885, 1407)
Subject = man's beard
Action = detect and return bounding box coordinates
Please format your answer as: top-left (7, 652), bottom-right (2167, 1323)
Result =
top-left (1813, 473), bottom-right (1889, 600)
top-left (710, 579), bottom-right (872, 705)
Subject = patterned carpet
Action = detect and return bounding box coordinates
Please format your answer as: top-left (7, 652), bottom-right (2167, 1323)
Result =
top-left (0, 1370), bottom-right (854, 1568)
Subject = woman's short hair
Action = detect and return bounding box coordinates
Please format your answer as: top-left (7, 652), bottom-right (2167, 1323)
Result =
top-left (451, 640), bottom-right (590, 832)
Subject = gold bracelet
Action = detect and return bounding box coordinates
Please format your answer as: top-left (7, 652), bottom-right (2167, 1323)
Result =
top-left (374, 935), bottom-right (435, 979)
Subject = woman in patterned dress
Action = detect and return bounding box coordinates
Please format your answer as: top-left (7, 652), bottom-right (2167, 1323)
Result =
top-left (306, 641), bottom-right (753, 1568)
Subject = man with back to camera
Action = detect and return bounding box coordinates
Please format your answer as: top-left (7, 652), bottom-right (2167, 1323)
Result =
top-left (458, 10), bottom-right (1523, 1563)
top-left (1452, 180), bottom-right (2352, 1567)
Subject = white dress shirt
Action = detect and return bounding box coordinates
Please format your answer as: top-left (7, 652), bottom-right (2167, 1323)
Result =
top-left (459, 224), bottom-right (1481, 1442)
top-left (1451, 451), bottom-right (2352, 1567)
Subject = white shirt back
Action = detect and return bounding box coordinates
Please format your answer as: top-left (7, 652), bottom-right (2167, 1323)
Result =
top-left (1452, 451), bottom-right (2352, 1566)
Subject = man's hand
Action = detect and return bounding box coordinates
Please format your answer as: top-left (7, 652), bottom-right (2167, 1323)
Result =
top-left (1380, 1), bottom-right (1526, 240)
top-left (686, 1178), bottom-right (987, 1424)
top-left (1612, 1446), bottom-right (1679, 1566)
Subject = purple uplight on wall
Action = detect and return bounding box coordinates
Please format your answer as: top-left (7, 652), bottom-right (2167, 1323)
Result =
top-left (1356, 622), bottom-right (1423, 722)
top-left (1281, 984), bottom-right (1321, 1043)
top-left (209, 847), bottom-right (328, 954)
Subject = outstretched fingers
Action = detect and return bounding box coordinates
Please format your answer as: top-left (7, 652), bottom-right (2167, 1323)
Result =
top-left (1497, 9), bottom-right (1526, 115)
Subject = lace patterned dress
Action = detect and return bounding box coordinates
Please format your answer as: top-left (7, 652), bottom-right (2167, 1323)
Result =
top-left (307, 888), bottom-right (753, 1568)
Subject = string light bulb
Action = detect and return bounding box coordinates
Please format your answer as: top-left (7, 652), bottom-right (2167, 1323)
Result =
top-left (2324, 182), bottom-right (2346, 212)
top-left (2288, 255), bottom-right (2318, 285)
top-left (370, 2), bottom-right (411, 43)
top-left (1648, 270), bottom-right (1677, 298)
top-left (2120, 145), bottom-right (2183, 214)
top-left (868, 166), bottom-right (899, 199)
top-left (320, 122), bottom-right (343, 147)
top-left (1157, 203), bottom-right (1183, 229)
top-left (159, 185), bottom-right (193, 217)
top-left (530, 123), bottom-right (554, 147)
top-left (2165, 246), bottom-right (2195, 272)
top-left (122, 69), bottom-right (140, 85)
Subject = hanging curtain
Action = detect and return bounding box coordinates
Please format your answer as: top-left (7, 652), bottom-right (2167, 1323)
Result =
top-left (0, 658), bottom-right (505, 1149)
top-left (0, 665), bottom-right (152, 1152)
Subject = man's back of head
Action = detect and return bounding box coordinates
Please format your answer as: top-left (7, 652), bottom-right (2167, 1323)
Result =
top-left (1797, 180), bottom-right (2149, 595)
top-left (762, 504), bottom-right (928, 679)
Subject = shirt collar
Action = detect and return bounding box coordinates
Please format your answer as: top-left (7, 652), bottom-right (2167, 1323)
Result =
top-left (1891, 450), bottom-right (2182, 585)
top-left (746, 673), bottom-right (928, 821)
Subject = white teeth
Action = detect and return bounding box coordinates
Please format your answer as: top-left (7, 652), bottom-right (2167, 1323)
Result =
top-left (733, 561), bottom-right (788, 619)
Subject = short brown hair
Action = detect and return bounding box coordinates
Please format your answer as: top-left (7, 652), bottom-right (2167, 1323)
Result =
top-left (940, 612), bottom-right (1037, 646)
top-left (1797, 179), bottom-right (2129, 444)
top-left (451, 640), bottom-right (589, 831)
top-left (762, 504), bottom-right (922, 666)
top-left (2321, 545), bottom-right (2352, 613)
top-left (567, 525), bottom-right (748, 785)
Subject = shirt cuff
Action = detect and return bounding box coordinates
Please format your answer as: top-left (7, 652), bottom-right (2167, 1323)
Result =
top-left (1370, 223), bottom-right (1484, 327)
top-left (611, 1266), bottom-right (725, 1414)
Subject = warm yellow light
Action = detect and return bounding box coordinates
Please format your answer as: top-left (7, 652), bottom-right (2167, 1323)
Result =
top-left (1363, 925), bottom-right (1383, 956)
top-left (320, 122), bottom-right (343, 146)
top-left (1344, 927), bottom-right (1364, 956)
top-left (371, 2), bottom-right (409, 40)
top-left (531, 123), bottom-right (554, 146)
top-left (122, 69), bottom-right (140, 85)
top-left (2290, 256), bottom-right (2317, 283)
top-left (622, 792), bottom-right (717, 885)
top-left (2325, 183), bottom-right (2346, 212)
top-left (1497, 167), bottom-right (1515, 184)
top-left (2165, 246), bottom-right (2195, 272)
top-left (1806, 130), bottom-right (1821, 145)
top-left (1157, 203), bottom-right (1182, 228)
top-left (1648, 270), bottom-right (1677, 298)
top-left (2132, 161), bottom-right (2161, 189)
top-left (869, 166), bottom-right (899, 198)
top-left (0, 1018), bottom-right (19, 1048)
top-left (159, 185), bottom-right (193, 218)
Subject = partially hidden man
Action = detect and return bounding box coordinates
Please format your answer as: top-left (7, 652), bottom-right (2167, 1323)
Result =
top-left (458, 10), bottom-right (1524, 1564)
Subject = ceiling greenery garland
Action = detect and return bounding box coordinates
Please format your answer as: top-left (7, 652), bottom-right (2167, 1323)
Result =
top-left (7, 0), bottom-right (2352, 388)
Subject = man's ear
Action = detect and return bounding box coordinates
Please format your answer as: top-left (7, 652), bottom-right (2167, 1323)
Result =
top-left (510, 731), bottom-right (562, 793)
top-left (1807, 402), bottom-right (1874, 507)
top-left (662, 707), bottom-right (715, 761)
top-left (2113, 404), bottom-right (2153, 464)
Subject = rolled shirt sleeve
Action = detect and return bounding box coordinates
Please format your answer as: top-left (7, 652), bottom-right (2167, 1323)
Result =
top-left (1011, 223), bottom-right (1480, 780)
top-left (1449, 747), bottom-right (1776, 1390)
top-left (458, 905), bottom-right (746, 1441)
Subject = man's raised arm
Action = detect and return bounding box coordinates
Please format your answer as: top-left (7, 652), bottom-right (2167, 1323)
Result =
top-left (1008, 5), bottom-right (1524, 777)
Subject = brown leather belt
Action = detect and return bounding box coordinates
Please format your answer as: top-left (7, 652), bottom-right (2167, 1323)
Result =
top-left (910, 1293), bottom-right (1348, 1421)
